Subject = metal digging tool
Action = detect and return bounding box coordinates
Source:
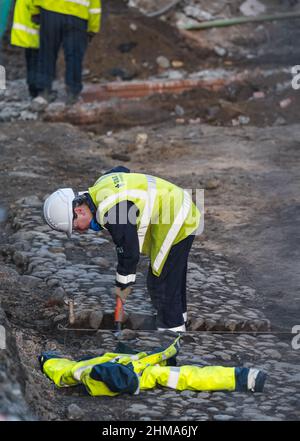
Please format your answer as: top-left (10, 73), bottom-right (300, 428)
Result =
top-left (114, 296), bottom-right (124, 338)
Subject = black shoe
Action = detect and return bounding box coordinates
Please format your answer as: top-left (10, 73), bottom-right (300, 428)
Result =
top-left (28, 87), bottom-right (39, 99)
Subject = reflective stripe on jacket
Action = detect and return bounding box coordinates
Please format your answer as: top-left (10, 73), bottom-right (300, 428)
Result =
top-left (32, 0), bottom-right (102, 33)
top-left (11, 0), bottom-right (39, 48)
top-left (88, 173), bottom-right (201, 277)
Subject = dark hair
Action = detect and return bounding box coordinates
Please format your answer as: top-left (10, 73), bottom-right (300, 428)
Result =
top-left (72, 193), bottom-right (97, 220)
top-left (72, 194), bottom-right (88, 220)
top-left (72, 194), bottom-right (88, 209)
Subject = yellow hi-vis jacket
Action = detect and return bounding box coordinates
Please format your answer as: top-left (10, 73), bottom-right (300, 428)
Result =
top-left (88, 173), bottom-right (201, 277)
top-left (39, 337), bottom-right (248, 396)
top-left (31, 0), bottom-right (102, 33)
top-left (11, 0), bottom-right (39, 49)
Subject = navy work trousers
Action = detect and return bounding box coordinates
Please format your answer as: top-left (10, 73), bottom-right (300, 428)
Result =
top-left (25, 48), bottom-right (40, 98)
top-left (147, 234), bottom-right (195, 330)
top-left (37, 9), bottom-right (88, 95)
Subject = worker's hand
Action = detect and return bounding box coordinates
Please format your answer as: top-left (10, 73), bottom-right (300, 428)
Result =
top-left (87, 32), bottom-right (96, 43)
top-left (116, 286), bottom-right (132, 304)
top-left (32, 14), bottom-right (40, 25)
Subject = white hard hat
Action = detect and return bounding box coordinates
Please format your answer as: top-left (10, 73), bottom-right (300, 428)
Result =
top-left (43, 188), bottom-right (75, 238)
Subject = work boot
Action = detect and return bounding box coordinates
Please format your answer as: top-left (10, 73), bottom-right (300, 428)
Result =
top-left (28, 85), bottom-right (40, 99)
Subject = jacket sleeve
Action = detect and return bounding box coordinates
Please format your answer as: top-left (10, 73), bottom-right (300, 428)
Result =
top-left (105, 201), bottom-right (140, 289)
top-left (88, 0), bottom-right (102, 33)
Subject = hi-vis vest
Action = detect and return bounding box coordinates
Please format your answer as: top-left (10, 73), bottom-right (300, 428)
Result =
top-left (88, 173), bottom-right (201, 277)
top-left (11, 0), bottom-right (39, 49)
top-left (32, 0), bottom-right (102, 33)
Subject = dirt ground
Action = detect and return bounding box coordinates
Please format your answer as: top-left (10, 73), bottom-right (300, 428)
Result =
top-left (0, 0), bottom-right (300, 421)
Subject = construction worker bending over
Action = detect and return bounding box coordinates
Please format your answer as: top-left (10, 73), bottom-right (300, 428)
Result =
top-left (39, 337), bottom-right (267, 396)
top-left (43, 167), bottom-right (201, 332)
top-left (31, 0), bottom-right (102, 104)
top-left (11, 0), bottom-right (40, 98)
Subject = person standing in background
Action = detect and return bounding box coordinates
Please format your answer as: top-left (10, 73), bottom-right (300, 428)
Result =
top-left (11, 0), bottom-right (40, 98)
top-left (31, 0), bottom-right (102, 105)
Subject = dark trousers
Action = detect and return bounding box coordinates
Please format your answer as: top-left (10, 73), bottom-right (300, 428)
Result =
top-left (25, 48), bottom-right (40, 98)
top-left (37, 9), bottom-right (88, 95)
top-left (147, 234), bottom-right (195, 329)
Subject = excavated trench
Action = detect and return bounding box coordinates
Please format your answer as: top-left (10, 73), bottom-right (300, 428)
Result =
top-left (59, 311), bottom-right (271, 333)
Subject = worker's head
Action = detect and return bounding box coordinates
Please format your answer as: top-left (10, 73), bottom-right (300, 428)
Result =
top-left (43, 188), bottom-right (93, 238)
top-left (72, 195), bottom-right (93, 233)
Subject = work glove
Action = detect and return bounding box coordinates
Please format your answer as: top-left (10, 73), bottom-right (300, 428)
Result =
top-left (32, 14), bottom-right (40, 25)
top-left (116, 286), bottom-right (132, 304)
top-left (87, 32), bottom-right (96, 43)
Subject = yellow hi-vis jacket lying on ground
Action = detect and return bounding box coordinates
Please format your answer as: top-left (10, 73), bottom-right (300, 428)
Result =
top-left (31, 0), bottom-right (102, 33)
top-left (11, 0), bottom-right (39, 48)
top-left (39, 337), bottom-right (267, 396)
